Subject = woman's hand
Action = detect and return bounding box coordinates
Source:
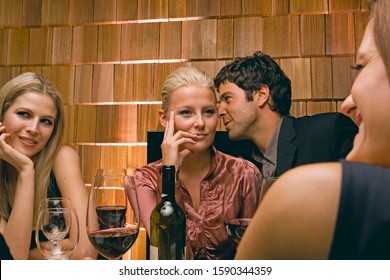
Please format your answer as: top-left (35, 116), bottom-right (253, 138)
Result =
top-left (0, 122), bottom-right (33, 172)
top-left (161, 111), bottom-right (196, 171)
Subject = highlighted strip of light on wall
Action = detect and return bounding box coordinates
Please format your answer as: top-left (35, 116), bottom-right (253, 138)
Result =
top-left (77, 142), bottom-right (148, 146)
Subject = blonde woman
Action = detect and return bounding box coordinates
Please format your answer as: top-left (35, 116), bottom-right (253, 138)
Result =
top-left (129, 67), bottom-right (259, 259)
top-left (0, 72), bottom-right (96, 259)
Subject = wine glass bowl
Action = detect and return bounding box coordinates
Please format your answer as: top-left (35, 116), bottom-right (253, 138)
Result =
top-left (35, 207), bottom-right (79, 260)
top-left (40, 209), bottom-right (70, 241)
top-left (87, 168), bottom-right (140, 260)
top-left (39, 197), bottom-right (72, 210)
top-left (223, 172), bottom-right (262, 245)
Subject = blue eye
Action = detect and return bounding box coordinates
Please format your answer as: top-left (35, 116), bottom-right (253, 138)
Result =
top-left (17, 111), bottom-right (30, 118)
top-left (41, 118), bottom-right (54, 126)
top-left (179, 110), bottom-right (191, 115)
top-left (204, 109), bottom-right (216, 115)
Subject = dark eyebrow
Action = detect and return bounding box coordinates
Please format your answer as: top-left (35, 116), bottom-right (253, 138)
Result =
top-left (43, 115), bottom-right (56, 121)
top-left (18, 107), bottom-right (56, 122)
top-left (219, 91), bottom-right (231, 99)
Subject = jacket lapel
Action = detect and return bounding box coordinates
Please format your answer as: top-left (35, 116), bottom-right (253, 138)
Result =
top-left (276, 116), bottom-right (297, 176)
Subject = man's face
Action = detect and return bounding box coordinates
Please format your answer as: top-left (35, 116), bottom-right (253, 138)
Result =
top-left (217, 82), bottom-right (259, 141)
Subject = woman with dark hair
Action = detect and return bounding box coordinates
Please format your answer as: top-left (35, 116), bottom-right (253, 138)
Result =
top-left (236, 0), bottom-right (390, 260)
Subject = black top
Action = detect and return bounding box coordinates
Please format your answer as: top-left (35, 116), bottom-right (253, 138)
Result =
top-left (0, 233), bottom-right (13, 260)
top-left (329, 160), bottom-right (390, 259)
top-left (30, 172), bottom-right (62, 249)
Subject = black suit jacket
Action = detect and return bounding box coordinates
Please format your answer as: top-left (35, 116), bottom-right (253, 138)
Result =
top-left (275, 112), bottom-right (358, 176)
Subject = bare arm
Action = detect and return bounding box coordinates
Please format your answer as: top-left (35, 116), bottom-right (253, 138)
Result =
top-left (236, 163), bottom-right (342, 260)
top-left (0, 128), bottom-right (35, 259)
top-left (50, 145), bottom-right (97, 259)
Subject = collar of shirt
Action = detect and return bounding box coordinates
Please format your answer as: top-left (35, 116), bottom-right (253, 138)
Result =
top-left (252, 117), bottom-right (284, 176)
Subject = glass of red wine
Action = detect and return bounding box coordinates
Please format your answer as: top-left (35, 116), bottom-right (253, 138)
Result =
top-left (86, 168), bottom-right (140, 260)
top-left (223, 172), bottom-right (262, 245)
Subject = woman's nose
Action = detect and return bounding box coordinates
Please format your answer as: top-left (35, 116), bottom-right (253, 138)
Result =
top-left (194, 115), bottom-right (205, 128)
top-left (26, 119), bottom-right (39, 134)
top-left (340, 94), bottom-right (356, 118)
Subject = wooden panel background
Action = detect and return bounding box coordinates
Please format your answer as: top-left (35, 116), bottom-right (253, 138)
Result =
top-left (0, 0), bottom-right (370, 259)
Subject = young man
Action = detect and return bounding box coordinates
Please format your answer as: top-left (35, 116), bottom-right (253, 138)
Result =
top-left (214, 51), bottom-right (358, 177)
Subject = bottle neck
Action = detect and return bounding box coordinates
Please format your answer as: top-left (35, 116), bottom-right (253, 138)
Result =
top-left (161, 165), bottom-right (175, 199)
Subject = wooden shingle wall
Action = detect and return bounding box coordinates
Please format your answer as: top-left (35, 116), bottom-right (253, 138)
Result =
top-left (0, 0), bottom-right (370, 259)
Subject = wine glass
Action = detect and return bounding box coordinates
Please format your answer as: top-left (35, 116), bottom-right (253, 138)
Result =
top-left (223, 172), bottom-right (262, 245)
top-left (39, 197), bottom-right (72, 211)
top-left (35, 207), bottom-right (79, 260)
top-left (86, 168), bottom-right (140, 260)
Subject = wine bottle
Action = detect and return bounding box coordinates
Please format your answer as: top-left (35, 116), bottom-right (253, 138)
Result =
top-left (150, 165), bottom-right (186, 260)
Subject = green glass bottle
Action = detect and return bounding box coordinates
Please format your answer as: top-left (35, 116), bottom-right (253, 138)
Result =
top-left (150, 165), bottom-right (186, 259)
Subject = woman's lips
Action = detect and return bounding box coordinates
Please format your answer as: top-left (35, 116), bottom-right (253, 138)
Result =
top-left (19, 136), bottom-right (37, 146)
top-left (195, 133), bottom-right (208, 139)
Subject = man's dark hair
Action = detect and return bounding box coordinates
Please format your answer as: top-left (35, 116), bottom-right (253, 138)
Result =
top-left (214, 51), bottom-right (291, 116)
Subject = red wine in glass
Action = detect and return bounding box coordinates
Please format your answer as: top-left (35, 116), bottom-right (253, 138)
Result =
top-left (87, 169), bottom-right (141, 260)
top-left (88, 226), bottom-right (139, 260)
top-left (96, 205), bottom-right (126, 229)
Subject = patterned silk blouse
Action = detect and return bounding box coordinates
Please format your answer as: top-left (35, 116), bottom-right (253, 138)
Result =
top-left (131, 147), bottom-right (260, 260)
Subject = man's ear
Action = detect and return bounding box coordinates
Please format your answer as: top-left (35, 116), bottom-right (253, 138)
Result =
top-left (253, 85), bottom-right (270, 107)
top-left (159, 110), bottom-right (167, 128)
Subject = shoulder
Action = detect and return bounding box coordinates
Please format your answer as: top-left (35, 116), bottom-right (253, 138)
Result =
top-left (54, 145), bottom-right (80, 162)
top-left (52, 146), bottom-right (82, 177)
top-left (264, 163), bottom-right (343, 216)
top-left (274, 162), bottom-right (342, 194)
top-left (132, 160), bottom-right (162, 179)
top-left (237, 162), bottom-right (343, 259)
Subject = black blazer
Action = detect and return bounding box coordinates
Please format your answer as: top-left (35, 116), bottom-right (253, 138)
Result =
top-left (275, 112), bottom-right (358, 176)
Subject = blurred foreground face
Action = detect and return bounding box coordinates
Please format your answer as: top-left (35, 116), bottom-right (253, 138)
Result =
top-left (341, 19), bottom-right (390, 166)
top-left (2, 91), bottom-right (56, 158)
top-left (165, 85), bottom-right (218, 153)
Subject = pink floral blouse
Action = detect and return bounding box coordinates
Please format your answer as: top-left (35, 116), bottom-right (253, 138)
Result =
top-left (130, 147), bottom-right (260, 259)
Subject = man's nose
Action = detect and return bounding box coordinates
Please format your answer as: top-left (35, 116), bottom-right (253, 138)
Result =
top-left (218, 103), bottom-right (226, 117)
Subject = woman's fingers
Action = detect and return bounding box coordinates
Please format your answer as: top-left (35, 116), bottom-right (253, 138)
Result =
top-left (0, 122), bottom-right (5, 134)
top-left (163, 111), bottom-right (175, 139)
top-left (0, 132), bottom-right (10, 141)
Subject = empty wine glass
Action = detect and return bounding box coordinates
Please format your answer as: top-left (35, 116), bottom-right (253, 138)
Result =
top-left (39, 197), bottom-right (72, 211)
top-left (86, 168), bottom-right (140, 260)
top-left (223, 172), bottom-right (262, 245)
top-left (35, 207), bottom-right (79, 260)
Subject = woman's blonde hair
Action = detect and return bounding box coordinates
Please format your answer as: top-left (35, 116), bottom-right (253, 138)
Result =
top-left (161, 66), bottom-right (217, 113)
top-left (0, 72), bottom-right (65, 226)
